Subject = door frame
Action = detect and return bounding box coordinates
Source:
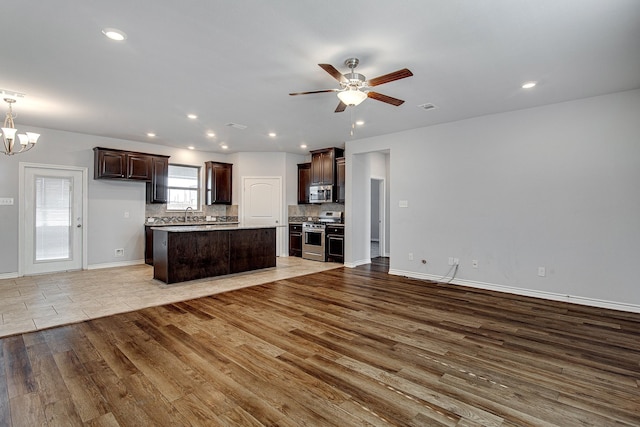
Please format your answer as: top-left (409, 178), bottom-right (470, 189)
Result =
top-left (240, 176), bottom-right (283, 256)
top-left (371, 177), bottom-right (386, 258)
top-left (18, 162), bottom-right (89, 276)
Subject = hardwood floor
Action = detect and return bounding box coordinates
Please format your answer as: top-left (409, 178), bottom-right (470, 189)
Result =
top-left (1, 264), bottom-right (639, 426)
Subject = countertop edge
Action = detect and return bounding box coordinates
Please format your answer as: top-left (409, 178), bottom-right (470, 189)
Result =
top-left (152, 224), bottom-right (284, 232)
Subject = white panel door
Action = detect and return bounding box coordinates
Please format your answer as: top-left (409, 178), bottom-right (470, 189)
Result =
top-left (21, 164), bottom-right (86, 275)
top-left (242, 177), bottom-right (282, 255)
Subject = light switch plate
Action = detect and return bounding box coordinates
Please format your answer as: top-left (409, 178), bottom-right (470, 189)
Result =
top-left (0, 198), bottom-right (14, 205)
top-left (399, 200), bottom-right (409, 208)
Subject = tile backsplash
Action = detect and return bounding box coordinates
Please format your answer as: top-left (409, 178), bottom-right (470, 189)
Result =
top-left (146, 204), bottom-right (238, 224)
top-left (288, 203), bottom-right (344, 223)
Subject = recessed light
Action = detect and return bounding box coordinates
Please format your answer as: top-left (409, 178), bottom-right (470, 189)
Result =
top-left (206, 132), bottom-right (215, 137)
top-left (300, 144), bottom-right (307, 149)
top-left (102, 28), bottom-right (127, 41)
top-left (355, 120), bottom-right (365, 126)
top-left (187, 146), bottom-right (195, 150)
top-left (146, 132), bottom-right (156, 137)
top-left (268, 132), bottom-right (277, 137)
top-left (522, 81), bottom-right (537, 89)
top-left (187, 113), bottom-right (198, 119)
top-left (221, 144), bottom-right (228, 150)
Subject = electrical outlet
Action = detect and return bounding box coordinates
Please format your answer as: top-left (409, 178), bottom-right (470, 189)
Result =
top-left (115, 248), bottom-right (124, 257)
top-left (448, 257), bottom-right (454, 266)
top-left (454, 258), bottom-right (459, 265)
top-left (408, 253), bottom-right (413, 260)
top-left (538, 266), bottom-right (546, 277)
top-left (472, 259), bottom-right (478, 268)
top-left (124, 211), bottom-right (130, 218)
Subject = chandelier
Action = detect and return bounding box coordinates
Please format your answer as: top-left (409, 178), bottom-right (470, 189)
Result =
top-left (1, 97), bottom-right (40, 155)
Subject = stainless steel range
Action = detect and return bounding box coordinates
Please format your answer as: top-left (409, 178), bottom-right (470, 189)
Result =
top-left (302, 211), bottom-right (343, 262)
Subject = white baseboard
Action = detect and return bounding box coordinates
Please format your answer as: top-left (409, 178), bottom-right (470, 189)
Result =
top-left (0, 272), bottom-right (18, 280)
top-left (389, 269), bottom-right (640, 314)
top-left (344, 258), bottom-right (371, 268)
top-left (88, 259), bottom-right (146, 270)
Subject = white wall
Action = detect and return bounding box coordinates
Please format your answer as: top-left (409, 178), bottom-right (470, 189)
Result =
top-left (229, 151), bottom-right (306, 255)
top-left (0, 129), bottom-right (299, 275)
top-left (346, 89), bottom-right (640, 312)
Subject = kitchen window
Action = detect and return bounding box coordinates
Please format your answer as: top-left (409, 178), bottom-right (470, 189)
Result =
top-left (167, 164), bottom-right (200, 210)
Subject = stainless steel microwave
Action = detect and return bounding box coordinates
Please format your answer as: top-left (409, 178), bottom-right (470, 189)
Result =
top-left (309, 185), bottom-right (333, 203)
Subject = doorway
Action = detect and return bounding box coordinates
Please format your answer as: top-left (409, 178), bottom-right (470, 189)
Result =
top-left (371, 178), bottom-right (385, 259)
top-left (19, 163), bottom-right (88, 275)
top-left (241, 176), bottom-right (283, 256)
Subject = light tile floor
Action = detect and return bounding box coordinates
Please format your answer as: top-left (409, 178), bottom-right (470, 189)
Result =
top-left (0, 257), bottom-right (341, 338)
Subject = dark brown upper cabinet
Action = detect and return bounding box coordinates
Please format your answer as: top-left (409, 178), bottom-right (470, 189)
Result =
top-left (205, 161), bottom-right (232, 205)
top-left (336, 157), bottom-right (345, 203)
top-left (94, 147), bottom-right (156, 181)
top-left (94, 148), bottom-right (169, 204)
top-left (310, 147), bottom-right (344, 186)
top-left (297, 162), bottom-right (311, 204)
top-left (146, 155), bottom-right (170, 203)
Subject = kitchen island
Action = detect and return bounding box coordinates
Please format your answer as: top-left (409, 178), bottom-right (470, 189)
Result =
top-left (152, 224), bottom-right (276, 284)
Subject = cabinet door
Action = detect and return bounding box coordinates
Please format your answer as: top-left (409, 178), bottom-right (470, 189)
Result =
top-left (144, 226), bottom-right (154, 265)
top-left (320, 150), bottom-right (335, 184)
top-left (205, 162), bottom-right (233, 205)
top-left (126, 154), bottom-right (152, 180)
top-left (336, 157), bottom-right (345, 203)
top-left (310, 152), bottom-right (323, 185)
top-left (297, 163), bottom-right (311, 204)
top-left (326, 235), bottom-right (344, 262)
top-left (289, 224), bottom-right (302, 257)
top-left (95, 149), bottom-right (126, 179)
top-left (146, 156), bottom-right (169, 203)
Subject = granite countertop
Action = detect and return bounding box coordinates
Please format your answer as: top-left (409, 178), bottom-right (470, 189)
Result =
top-left (145, 221), bottom-right (239, 227)
top-left (152, 224), bottom-right (284, 232)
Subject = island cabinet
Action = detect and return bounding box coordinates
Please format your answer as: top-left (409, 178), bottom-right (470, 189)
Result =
top-left (205, 161), bottom-right (232, 205)
top-left (152, 226), bottom-right (276, 284)
top-left (310, 147), bottom-right (344, 186)
top-left (297, 162), bottom-right (311, 204)
top-left (229, 228), bottom-right (277, 273)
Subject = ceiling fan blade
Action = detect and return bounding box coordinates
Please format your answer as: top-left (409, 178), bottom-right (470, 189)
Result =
top-left (334, 101), bottom-right (347, 113)
top-left (289, 89), bottom-right (339, 96)
top-left (367, 91), bottom-right (405, 106)
top-left (319, 64), bottom-right (347, 83)
top-left (367, 68), bottom-right (413, 87)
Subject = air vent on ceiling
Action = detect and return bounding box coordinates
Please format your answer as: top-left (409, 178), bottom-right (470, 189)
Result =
top-left (225, 122), bottom-right (248, 130)
top-left (418, 103), bottom-right (437, 111)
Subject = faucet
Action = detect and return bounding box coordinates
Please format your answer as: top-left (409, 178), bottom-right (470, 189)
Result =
top-left (184, 206), bottom-right (194, 222)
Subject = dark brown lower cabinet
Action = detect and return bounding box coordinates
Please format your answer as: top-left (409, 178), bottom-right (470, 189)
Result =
top-left (326, 225), bottom-right (344, 263)
top-left (153, 227), bottom-right (276, 284)
top-left (289, 224), bottom-right (302, 257)
top-left (145, 226), bottom-right (154, 265)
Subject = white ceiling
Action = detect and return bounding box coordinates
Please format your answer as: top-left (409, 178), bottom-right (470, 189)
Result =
top-left (2, 0), bottom-right (639, 154)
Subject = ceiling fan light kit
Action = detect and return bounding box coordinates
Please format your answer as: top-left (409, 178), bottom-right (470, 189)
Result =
top-left (290, 57), bottom-right (413, 113)
top-left (337, 88), bottom-right (367, 106)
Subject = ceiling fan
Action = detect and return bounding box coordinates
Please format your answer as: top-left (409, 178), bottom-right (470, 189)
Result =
top-left (289, 58), bottom-right (413, 113)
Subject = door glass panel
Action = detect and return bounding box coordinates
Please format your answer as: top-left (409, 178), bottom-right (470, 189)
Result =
top-left (35, 176), bottom-right (72, 261)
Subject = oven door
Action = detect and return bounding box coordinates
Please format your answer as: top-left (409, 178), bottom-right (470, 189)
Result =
top-left (302, 229), bottom-right (326, 261)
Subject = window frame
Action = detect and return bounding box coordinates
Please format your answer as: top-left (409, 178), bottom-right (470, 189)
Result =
top-left (166, 163), bottom-right (201, 211)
